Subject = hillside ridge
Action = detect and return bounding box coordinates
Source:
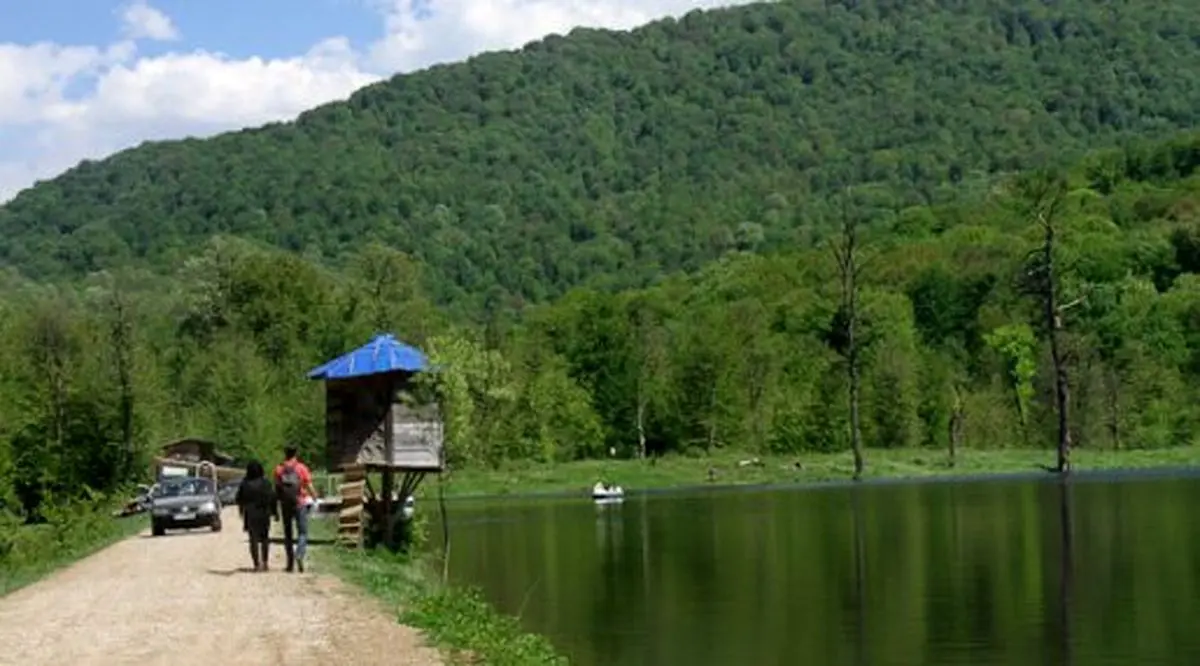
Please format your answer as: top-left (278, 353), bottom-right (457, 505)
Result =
top-left (4, 0), bottom-right (1200, 314)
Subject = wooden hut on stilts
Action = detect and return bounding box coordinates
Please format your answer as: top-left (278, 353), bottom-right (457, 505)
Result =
top-left (307, 334), bottom-right (445, 550)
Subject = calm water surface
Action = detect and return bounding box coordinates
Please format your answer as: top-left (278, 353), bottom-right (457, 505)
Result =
top-left (443, 474), bottom-right (1200, 665)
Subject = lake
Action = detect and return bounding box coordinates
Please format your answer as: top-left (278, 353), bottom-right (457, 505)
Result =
top-left (442, 472), bottom-right (1200, 665)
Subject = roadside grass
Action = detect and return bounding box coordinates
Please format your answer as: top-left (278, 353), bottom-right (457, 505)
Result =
top-left (311, 518), bottom-right (567, 665)
top-left (0, 499), bottom-right (145, 597)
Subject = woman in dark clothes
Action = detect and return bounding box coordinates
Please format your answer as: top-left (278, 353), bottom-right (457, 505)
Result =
top-left (235, 460), bottom-right (277, 571)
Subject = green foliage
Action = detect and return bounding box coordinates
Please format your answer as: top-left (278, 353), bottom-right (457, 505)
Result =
top-left (6, 0), bottom-right (1200, 315)
top-left (404, 587), bottom-right (567, 665)
top-left (7, 133), bottom-right (1200, 521)
top-left (0, 498), bottom-right (143, 596)
top-left (6, 8), bottom-right (1200, 523)
top-left (423, 332), bottom-right (517, 466)
top-left (984, 324), bottom-right (1038, 429)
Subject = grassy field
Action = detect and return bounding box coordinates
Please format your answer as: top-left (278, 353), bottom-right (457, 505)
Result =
top-left (424, 446), bottom-right (1200, 499)
top-left (0, 504), bottom-right (146, 597)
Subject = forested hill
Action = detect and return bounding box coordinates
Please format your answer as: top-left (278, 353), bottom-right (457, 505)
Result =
top-left (5, 0), bottom-right (1200, 311)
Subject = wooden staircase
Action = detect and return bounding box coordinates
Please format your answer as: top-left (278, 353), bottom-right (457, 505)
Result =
top-left (336, 464), bottom-right (366, 549)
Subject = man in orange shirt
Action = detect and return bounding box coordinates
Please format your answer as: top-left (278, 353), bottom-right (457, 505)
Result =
top-left (274, 445), bottom-right (318, 573)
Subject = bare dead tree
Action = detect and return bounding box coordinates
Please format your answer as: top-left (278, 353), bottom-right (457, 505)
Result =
top-left (832, 190), bottom-right (866, 480)
top-left (1019, 172), bottom-right (1081, 475)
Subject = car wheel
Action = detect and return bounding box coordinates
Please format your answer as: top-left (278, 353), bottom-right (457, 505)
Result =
top-left (151, 521), bottom-right (165, 537)
top-left (211, 519), bottom-right (222, 532)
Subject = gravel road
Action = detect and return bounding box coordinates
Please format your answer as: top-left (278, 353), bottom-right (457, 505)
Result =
top-left (0, 508), bottom-right (442, 666)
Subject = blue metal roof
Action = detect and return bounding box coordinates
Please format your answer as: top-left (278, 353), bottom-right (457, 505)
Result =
top-left (307, 333), bottom-right (429, 381)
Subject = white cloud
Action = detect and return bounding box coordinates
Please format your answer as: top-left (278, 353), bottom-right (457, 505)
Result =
top-left (120, 1), bottom-right (180, 42)
top-left (0, 0), bottom-right (745, 202)
top-left (0, 37), bottom-right (377, 199)
top-left (367, 0), bottom-right (738, 72)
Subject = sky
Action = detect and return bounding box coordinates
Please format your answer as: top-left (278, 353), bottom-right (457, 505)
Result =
top-left (0, 0), bottom-right (744, 202)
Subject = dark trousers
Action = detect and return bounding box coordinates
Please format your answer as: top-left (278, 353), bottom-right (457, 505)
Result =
top-left (247, 521), bottom-right (270, 569)
top-left (280, 503), bottom-right (310, 569)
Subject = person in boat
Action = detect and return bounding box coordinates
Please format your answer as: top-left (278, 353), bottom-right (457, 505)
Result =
top-left (593, 481), bottom-right (623, 496)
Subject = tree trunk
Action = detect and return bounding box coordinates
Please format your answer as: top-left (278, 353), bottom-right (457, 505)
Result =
top-left (1042, 223), bottom-right (1072, 475)
top-left (636, 394), bottom-right (647, 460)
top-left (845, 229), bottom-right (864, 481)
top-left (746, 351), bottom-right (768, 451)
top-left (848, 339), bottom-right (864, 480)
top-left (948, 384), bottom-right (964, 467)
top-left (1106, 365), bottom-right (1120, 451)
top-left (110, 287), bottom-right (136, 478)
top-left (706, 383), bottom-right (718, 453)
top-left (834, 191), bottom-right (865, 481)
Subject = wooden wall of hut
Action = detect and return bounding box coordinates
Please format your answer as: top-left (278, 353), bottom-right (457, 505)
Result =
top-left (324, 371), bottom-right (407, 470)
top-left (323, 371), bottom-right (445, 471)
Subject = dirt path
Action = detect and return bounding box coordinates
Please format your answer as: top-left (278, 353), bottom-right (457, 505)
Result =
top-left (0, 508), bottom-right (442, 666)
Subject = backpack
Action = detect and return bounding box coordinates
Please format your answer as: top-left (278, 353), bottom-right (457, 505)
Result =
top-left (277, 462), bottom-right (301, 505)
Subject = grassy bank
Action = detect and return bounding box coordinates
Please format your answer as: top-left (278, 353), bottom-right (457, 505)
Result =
top-left (430, 446), bottom-right (1200, 499)
top-left (0, 502), bottom-right (146, 597)
top-left (313, 519), bottom-right (567, 665)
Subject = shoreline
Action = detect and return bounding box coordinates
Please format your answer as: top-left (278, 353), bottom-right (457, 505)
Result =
top-left (432, 463), bottom-right (1200, 506)
top-left (425, 446), bottom-right (1200, 501)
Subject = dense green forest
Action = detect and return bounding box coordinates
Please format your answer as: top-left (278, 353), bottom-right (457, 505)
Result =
top-left (6, 0), bottom-right (1200, 530)
top-left (5, 0), bottom-right (1200, 315)
top-left (3, 132), bottom-right (1200, 524)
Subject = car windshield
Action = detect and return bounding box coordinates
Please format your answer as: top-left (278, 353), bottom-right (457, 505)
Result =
top-left (153, 478), bottom-right (214, 498)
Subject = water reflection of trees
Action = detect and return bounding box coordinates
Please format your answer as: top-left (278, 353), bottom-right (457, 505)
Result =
top-left (852, 487), bottom-right (867, 666)
top-left (446, 479), bottom-right (1200, 666)
top-left (1057, 478), bottom-right (1073, 666)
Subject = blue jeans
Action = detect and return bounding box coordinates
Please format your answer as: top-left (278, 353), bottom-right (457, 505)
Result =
top-left (281, 503), bottom-right (310, 565)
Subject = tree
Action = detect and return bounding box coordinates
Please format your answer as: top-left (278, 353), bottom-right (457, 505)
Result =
top-left (984, 323), bottom-right (1038, 444)
top-left (102, 278), bottom-right (137, 480)
top-left (8, 297), bottom-right (115, 517)
top-left (627, 294), bottom-right (672, 459)
top-left (350, 243), bottom-right (440, 343)
top-left (1016, 170), bottom-right (1079, 474)
top-left (831, 191), bottom-right (868, 480)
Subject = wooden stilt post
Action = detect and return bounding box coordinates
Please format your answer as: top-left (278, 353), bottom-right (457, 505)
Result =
top-left (382, 402), bottom-right (395, 548)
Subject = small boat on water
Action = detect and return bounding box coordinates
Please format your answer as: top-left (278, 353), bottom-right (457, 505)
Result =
top-left (592, 482), bottom-right (625, 502)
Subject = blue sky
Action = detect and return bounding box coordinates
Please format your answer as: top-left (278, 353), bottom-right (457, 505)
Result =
top-left (0, 0), bottom-right (740, 200)
top-left (0, 0), bottom-right (381, 59)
